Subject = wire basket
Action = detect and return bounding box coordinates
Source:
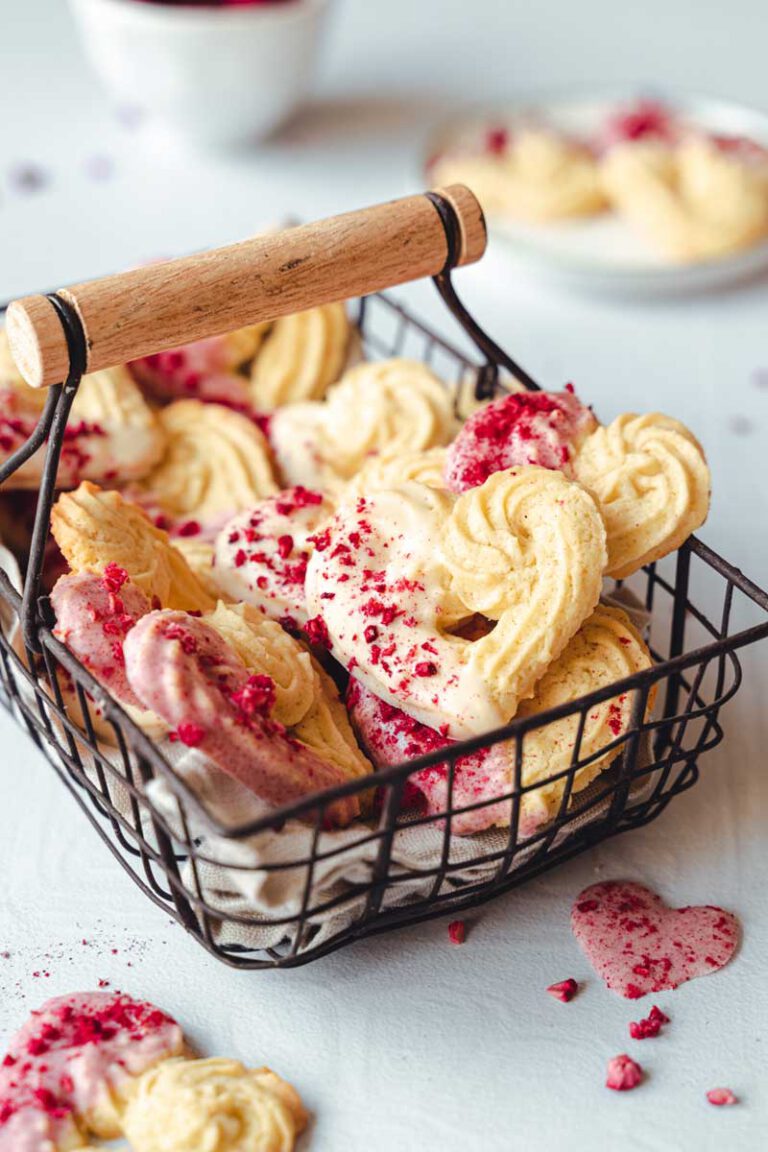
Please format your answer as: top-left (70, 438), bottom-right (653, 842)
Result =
top-left (1, 190), bottom-right (767, 969)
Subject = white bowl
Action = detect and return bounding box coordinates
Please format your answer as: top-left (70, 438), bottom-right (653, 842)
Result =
top-left (68, 0), bottom-right (333, 149)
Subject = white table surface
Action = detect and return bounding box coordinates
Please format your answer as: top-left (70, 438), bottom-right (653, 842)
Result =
top-left (1, 2), bottom-right (766, 1149)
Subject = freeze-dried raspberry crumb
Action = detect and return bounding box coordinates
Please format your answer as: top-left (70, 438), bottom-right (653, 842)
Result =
top-left (175, 519), bottom-right (201, 538)
top-left (448, 920), bottom-right (466, 945)
top-left (414, 661), bottom-right (438, 677)
top-left (169, 723), bottom-right (205, 747)
top-left (230, 674), bottom-right (276, 719)
top-left (706, 1088), bottom-right (737, 1106)
top-left (163, 623), bottom-right (198, 655)
top-left (102, 563), bottom-right (128, 594)
top-left (606, 1054), bottom-right (642, 1091)
top-left (485, 127), bottom-right (510, 155)
top-left (277, 534), bottom-right (294, 560)
top-left (547, 978), bottom-right (578, 1002)
top-left (305, 615), bottom-right (331, 649)
top-left (629, 1004), bottom-right (669, 1039)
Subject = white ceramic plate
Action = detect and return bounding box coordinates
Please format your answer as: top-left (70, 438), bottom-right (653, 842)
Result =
top-left (425, 89), bottom-right (768, 297)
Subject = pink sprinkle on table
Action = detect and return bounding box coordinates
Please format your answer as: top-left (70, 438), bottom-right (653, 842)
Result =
top-left (448, 921), bottom-right (466, 946)
top-left (571, 882), bottom-right (739, 999)
top-left (605, 1054), bottom-right (643, 1091)
top-left (546, 978), bottom-right (578, 1002)
top-left (628, 1004), bottom-right (669, 1039)
top-left (706, 1088), bottom-right (737, 1106)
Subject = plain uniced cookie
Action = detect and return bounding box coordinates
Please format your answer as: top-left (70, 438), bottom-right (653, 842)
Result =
top-left (432, 127), bottom-right (607, 222)
top-left (51, 482), bottom-right (216, 613)
top-left (344, 446), bottom-right (448, 499)
top-left (573, 412), bottom-right (710, 578)
top-left (140, 400), bottom-right (278, 523)
top-left (270, 358), bottom-right (457, 492)
top-left (122, 1057), bottom-right (307, 1152)
top-left (601, 135), bottom-right (768, 261)
top-left (250, 302), bottom-right (351, 410)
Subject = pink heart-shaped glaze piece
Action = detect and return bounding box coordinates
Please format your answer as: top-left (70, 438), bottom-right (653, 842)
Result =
top-left (571, 881), bottom-right (739, 999)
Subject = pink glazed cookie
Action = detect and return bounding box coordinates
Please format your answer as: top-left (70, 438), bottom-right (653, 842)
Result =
top-left (443, 388), bottom-right (596, 493)
top-left (348, 678), bottom-right (528, 836)
top-left (129, 329), bottom-right (264, 407)
top-left (0, 992), bottom-right (183, 1150)
top-left (124, 610), bottom-right (359, 825)
top-left (571, 881), bottom-right (740, 999)
top-left (213, 486), bottom-right (334, 627)
top-left (51, 565), bottom-right (152, 711)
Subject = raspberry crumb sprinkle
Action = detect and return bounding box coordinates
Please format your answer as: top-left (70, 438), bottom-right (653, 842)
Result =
top-left (606, 1054), bottom-right (643, 1091)
top-left (629, 1004), bottom-right (669, 1039)
top-left (706, 1088), bottom-right (737, 1107)
top-left (448, 920), bottom-right (466, 946)
top-left (547, 978), bottom-right (578, 1003)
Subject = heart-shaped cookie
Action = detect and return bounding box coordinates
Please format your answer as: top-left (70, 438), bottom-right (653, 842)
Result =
top-left (573, 413), bottom-right (710, 578)
top-left (601, 136), bottom-right (768, 261)
top-left (306, 466), bottom-right (606, 738)
top-left (270, 358), bottom-right (457, 493)
top-left (571, 881), bottom-right (740, 999)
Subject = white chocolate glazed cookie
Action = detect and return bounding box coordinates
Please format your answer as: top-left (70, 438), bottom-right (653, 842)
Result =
top-left (270, 358), bottom-right (457, 492)
top-left (250, 302), bottom-right (351, 410)
top-left (122, 1057), bottom-right (307, 1152)
top-left (432, 127), bottom-right (607, 222)
top-left (306, 468), bottom-right (606, 738)
top-left (212, 486), bottom-right (335, 626)
top-left (573, 412), bottom-right (710, 577)
top-left (0, 331), bottom-right (165, 491)
top-left (601, 135), bottom-right (768, 261)
top-left (130, 323), bottom-right (269, 404)
top-left (140, 400), bottom-right (278, 523)
top-left (51, 482), bottom-right (216, 613)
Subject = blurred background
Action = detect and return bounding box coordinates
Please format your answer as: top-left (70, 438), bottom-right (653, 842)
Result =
top-left (2, 0), bottom-right (766, 286)
top-left (0, 0), bottom-right (766, 579)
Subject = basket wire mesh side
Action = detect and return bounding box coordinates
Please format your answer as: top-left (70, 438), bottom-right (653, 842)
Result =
top-left (1, 259), bottom-right (767, 968)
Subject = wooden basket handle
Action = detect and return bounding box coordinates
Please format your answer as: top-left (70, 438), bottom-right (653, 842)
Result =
top-left (5, 186), bottom-right (485, 389)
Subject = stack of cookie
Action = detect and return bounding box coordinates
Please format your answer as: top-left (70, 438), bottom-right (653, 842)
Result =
top-left (0, 308), bottom-right (710, 836)
top-left (430, 100), bottom-right (768, 262)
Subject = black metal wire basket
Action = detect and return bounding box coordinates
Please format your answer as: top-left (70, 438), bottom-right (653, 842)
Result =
top-left (1, 190), bottom-right (767, 969)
